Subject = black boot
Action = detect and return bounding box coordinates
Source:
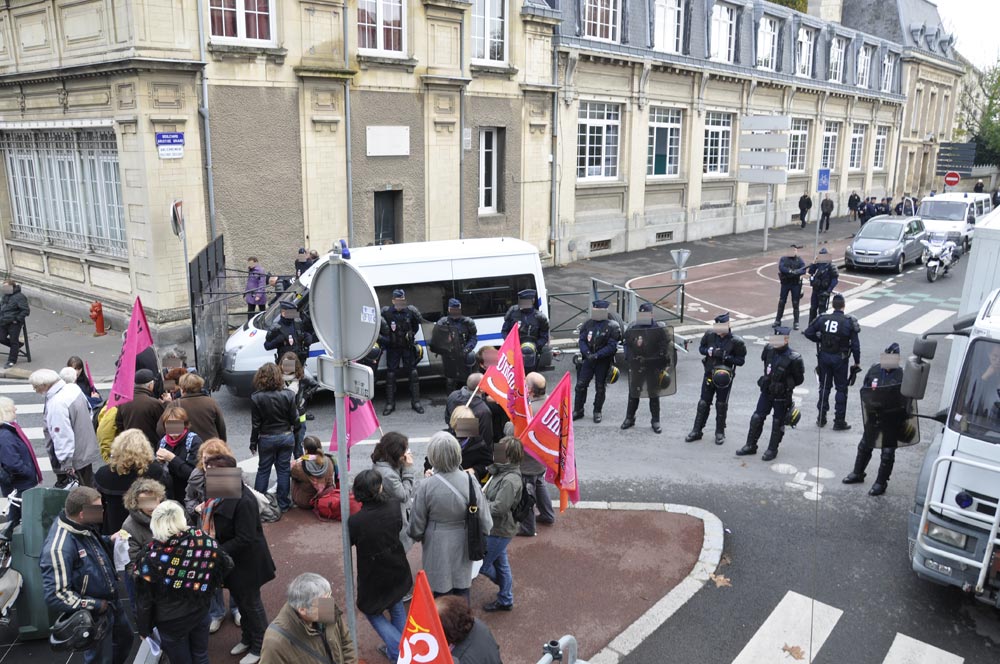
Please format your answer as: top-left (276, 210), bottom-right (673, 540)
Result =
top-left (621, 397), bottom-right (638, 430)
top-left (761, 421), bottom-right (785, 462)
top-left (816, 412), bottom-right (827, 427)
top-left (737, 414), bottom-right (764, 456)
top-left (651, 420), bottom-right (662, 434)
top-left (593, 387), bottom-right (606, 424)
top-left (383, 375), bottom-right (396, 416)
top-left (869, 452), bottom-right (894, 496)
top-left (832, 420), bottom-right (851, 431)
top-left (620, 418), bottom-right (635, 430)
top-left (843, 445), bottom-right (872, 484)
top-left (685, 400), bottom-right (710, 442)
top-left (714, 402), bottom-right (728, 445)
top-left (410, 370), bottom-right (424, 414)
top-left (650, 398), bottom-right (661, 434)
top-left (573, 386), bottom-right (587, 421)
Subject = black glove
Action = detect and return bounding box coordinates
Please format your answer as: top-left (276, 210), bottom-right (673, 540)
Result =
top-left (249, 442), bottom-right (258, 455)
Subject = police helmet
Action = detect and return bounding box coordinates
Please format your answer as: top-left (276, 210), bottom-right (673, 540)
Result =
top-left (786, 408), bottom-right (802, 428)
top-left (413, 344), bottom-right (424, 363)
top-left (711, 367), bottom-right (733, 390)
top-left (464, 351), bottom-right (477, 369)
top-left (606, 365), bottom-right (620, 385)
top-left (572, 353), bottom-right (584, 369)
top-left (49, 609), bottom-right (109, 652)
top-left (363, 342), bottom-right (381, 363)
top-left (521, 342), bottom-right (537, 366)
top-left (658, 369), bottom-right (671, 390)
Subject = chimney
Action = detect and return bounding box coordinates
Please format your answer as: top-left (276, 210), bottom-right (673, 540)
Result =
top-left (807, 0), bottom-right (843, 24)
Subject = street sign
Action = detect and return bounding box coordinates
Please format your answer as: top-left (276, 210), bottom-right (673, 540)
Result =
top-left (737, 167), bottom-right (788, 185)
top-left (944, 171), bottom-right (960, 187)
top-left (317, 356), bottom-right (374, 400)
top-left (737, 115), bottom-right (789, 251)
top-left (936, 142), bottom-right (976, 176)
top-left (309, 257), bottom-right (380, 361)
top-left (817, 168), bottom-right (831, 192)
top-left (169, 200), bottom-right (184, 237)
top-left (739, 151), bottom-right (788, 167)
top-left (738, 133), bottom-right (790, 150)
top-left (155, 132), bottom-right (184, 159)
top-left (670, 249), bottom-right (691, 270)
top-left (740, 115), bottom-right (792, 131)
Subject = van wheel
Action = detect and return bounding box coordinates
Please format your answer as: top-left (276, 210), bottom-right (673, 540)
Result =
top-left (963, 238), bottom-right (971, 254)
top-left (896, 254), bottom-right (905, 274)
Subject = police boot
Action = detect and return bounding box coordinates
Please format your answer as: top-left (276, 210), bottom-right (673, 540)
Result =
top-left (685, 400), bottom-right (710, 442)
top-left (714, 402), bottom-right (728, 445)
top-left (832, 419), bottom-right (852, 431)
top-left (409, 370), bottom-right (424, 414)
top-left (650, 398), bottom-right (662, 434)
top-left (573, 386), bottom-right (586, 421)
top-left (842, 446), bottom-right (872, 484)
top-left (383, 376), bottom-right (396, 416)
top-left (621, 398), bottom-right (637, 429)
top-left (869, 454), bottom-right (894, 496)
top-left (736, 414), bottom-right (765, 456)
top-left (761, 424), bottom-right (785, 462)
top-left (593, 386), bottom-right (606, 424)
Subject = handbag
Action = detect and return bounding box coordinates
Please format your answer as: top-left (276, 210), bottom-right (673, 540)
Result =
top-left (433, 473), bottom-right (485, 561)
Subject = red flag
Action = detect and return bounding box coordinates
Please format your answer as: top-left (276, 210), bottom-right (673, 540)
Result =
top-left (330, 396), bottom-right (380, 470)
top-left (108, 298), bottom-right (154, 408)
top-left (83, 361), bottom-right (96, 393)
top-left (397, 570), bottom-right (453, 664)
top-left (520, 372), bottom-right (579, 512)
top-left (480, 326), bottom-right (530, 437)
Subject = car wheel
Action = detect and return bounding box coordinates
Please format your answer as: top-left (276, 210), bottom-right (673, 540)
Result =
top-left (896, 254), bottom-right (905, 274)
top-left (917, 248), bottom-right (928, 265)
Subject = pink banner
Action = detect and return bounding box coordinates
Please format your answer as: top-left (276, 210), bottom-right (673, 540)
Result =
top-left (12, 421), bottom-right (43, 484)
top-left (84, 361), bottom-right (96, 393)
top-left (108, 297), bottom-right (154, 408)
top-left (330, 396), bottom-right (380, 470)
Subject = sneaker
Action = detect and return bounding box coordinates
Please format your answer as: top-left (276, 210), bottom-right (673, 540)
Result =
top-left (482, 600), bottom-right (513, 612)
top-left (3, 362), bottom-right (13, 369)
top-left (239, 654), bottom-right (261, 664)
top-left (209, 617), bottom-right (223, 634)
top-left (230, 642), bottom-right (251, 656)
top-left (233, 611), bottom-right (242, 627)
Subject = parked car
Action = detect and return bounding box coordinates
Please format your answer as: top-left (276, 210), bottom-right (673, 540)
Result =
top-left (845, 216), bottom-right (927, 274)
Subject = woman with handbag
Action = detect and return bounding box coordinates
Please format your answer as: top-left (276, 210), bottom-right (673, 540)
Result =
top-left (408, 432), bottom-right (493, 600)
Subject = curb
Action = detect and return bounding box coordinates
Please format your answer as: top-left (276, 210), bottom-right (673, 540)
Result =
top-left (573, 502), bottom-right (725, 664)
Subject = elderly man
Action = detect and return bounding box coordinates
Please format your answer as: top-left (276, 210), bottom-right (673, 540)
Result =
top-left (115, 369), bottom-right (165, 451)
top-left (445, 373), bottom-right (493, 444)
top-left (259, 572), bottom-right (356, 664)
top-left (31, 369), bottom-right (100, 488)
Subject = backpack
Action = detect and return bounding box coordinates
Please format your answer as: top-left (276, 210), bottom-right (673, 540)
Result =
top-left (311, 486), bottom-right (361, 521)
top-left (510, 474), bottom-right (535, 523)
top-left (245, 484), bottom-right (282, 523)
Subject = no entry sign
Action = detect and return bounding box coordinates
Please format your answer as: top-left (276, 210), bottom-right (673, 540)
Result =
top-left (944, 171), bottom-right (960, 187)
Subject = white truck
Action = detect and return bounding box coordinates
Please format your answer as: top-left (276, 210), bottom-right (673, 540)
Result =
top-left (906, 206), bottom-right (1000, 607)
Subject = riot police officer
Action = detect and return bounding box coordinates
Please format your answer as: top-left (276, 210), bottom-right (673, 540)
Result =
top-left (431, 298), bottom-right (478, 393)
top-left (736, 327), bottom-right (805, 461)
top-left (573, 300), bottom-right (621, 424)
top-left (264, 300), bottom-right (315, 366)
top-left (381, 288), bottom-right (425, 415)
top-left (502, 289), bottom-right (549, 373)
top-left (774, 244), bottom-right (806, 331)
top-left (803, 292), bottom-right (860, 430)
top-left (620, 303), bottom-right (675, 434)
top-left (685, 312), bottom-right (747, 445)
top-left (807, 248), bottom-right (839, 324)
top-left (843, 343), bottom-right (914, 496)
top-left (358, 318), bottom-right (389, 375)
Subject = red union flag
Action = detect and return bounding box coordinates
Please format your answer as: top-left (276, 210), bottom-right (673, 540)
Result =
top-left (480, 326), bottom-right (529, 437)
top-left (108, 297), bottom-right (154, 408)
top-left (330, 396), bottom-right (380, 470)
top-left (521, 372), bottom-right (579, 512)
top-left (396, 570), bottom-right (453, 664)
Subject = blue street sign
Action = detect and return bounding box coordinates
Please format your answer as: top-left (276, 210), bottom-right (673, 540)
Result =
top-left (155, 132), bottom-right (185, 146)
top-left (817, 168), bottom-right (831, 192)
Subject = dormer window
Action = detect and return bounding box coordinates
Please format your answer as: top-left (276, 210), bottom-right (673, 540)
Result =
top-left (709, 3), bottom-right (737, 64)
top-left (756, 16), bottom-right (779, 71)
top-left (795, 27), bottom-right (815, 77)
top-left (880, 52), bottom-right (896, 92)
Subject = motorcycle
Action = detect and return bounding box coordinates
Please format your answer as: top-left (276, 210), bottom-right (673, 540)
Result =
top-left (920, 234), bottom-right (961, 283)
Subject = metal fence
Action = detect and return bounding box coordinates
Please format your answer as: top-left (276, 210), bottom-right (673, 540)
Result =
top-left (548, 277), bottom-right (685, 336)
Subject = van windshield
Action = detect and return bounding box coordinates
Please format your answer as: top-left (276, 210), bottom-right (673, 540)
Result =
top-left (920, 201), bottom-right (968, 221)
top-left (950, 339), bottom-right (1000, 443)
top-left (254, 281), bottom-right (307, 331)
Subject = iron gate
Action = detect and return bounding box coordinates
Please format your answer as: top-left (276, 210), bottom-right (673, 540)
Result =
top-left (188, 235), bottom-right (228, 391)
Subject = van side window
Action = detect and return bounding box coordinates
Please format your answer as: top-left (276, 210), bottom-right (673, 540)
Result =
top-left (455, 274), bottom-right (537, 319)
top-left (375, 283), bottom-right (450, 322)
top-left (976, 200), bottom-right (985, 216)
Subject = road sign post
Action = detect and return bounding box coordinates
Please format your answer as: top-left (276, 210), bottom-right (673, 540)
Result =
top-left (944, 171), bottom-right (960, 191)
top-left (737, 115), bottom-right (790, 252)
top-left (813, 169), bottom-right (831, 256)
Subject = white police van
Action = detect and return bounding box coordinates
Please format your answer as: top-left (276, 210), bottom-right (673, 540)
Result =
top-left (918, 191), bottom-right (992, 253)
top-left (221, 238), bottom-right (549, 397)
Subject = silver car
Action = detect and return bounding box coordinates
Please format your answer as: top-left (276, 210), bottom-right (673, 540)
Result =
top-left (845, 216), bottom-right (927, 274)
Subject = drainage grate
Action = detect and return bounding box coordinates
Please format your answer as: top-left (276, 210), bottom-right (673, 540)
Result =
top-left (655, 231), bottom-right (673, 242)
top-left (590, 239), bottom-right (611, 252)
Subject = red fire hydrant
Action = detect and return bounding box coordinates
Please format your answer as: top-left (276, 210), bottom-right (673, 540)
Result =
top-left (89, 301), bottom-right (106, 337)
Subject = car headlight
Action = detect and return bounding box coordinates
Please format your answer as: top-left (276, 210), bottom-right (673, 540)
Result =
top-left (946, 232), bottom-right (962, 243)
top-left (881, 248), bottom-right (895, 256)
top-left (926, 523), bottom-right (968, 549)
top-left (846, 246), bottom-right (855, 255)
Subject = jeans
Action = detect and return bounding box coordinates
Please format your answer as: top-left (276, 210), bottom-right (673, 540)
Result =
top-left (480, 535), bottom-right (513, 606)
top-left (254, 432), bottom-right (294, 511)
top-left (228, 584), bottom-right (268, 655)
top-left (518, 474), bottom-right (555, 536)
top-left (294, 421), bottom-right (306, 459)
top-left (209, 588), bottom-right (239, 621)
top-left (246, 303), bottom-right (265, 320)
top-left (83, 604), bottom-right (134, 664)
top-left (159, 611), bottom-right (210, 664)
top-left (0, 320), bottom-right (23, 364)
top-left (365, 601), bottom-right (407, 659)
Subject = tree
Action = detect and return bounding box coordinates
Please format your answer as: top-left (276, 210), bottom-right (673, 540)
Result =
top-left (961, 64), bottom-right (1000, 166)
top-left (768, 0), bottom-right (808, 11)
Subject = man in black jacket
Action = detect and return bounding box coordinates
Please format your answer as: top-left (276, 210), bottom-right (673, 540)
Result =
top-left (848, 191), bottom-right (861, 221)
top-left (0, 279), bottom-right (29, 368)
top-left (798, 192), bottom-right (813, 228)
top-left (819, 194), bottom-right (834, 232)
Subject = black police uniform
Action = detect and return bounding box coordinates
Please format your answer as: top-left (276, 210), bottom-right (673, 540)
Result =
top-left (775, 252), bottom-right (806, 329)
top-left (844, 361), bottom-right (907, 495)
top-left (686, 325), bottom-right (747, 444)
top-left (264, 313), bottom-right (315, 366)
top-left (573, 311), bottom-right (622, 423)
top-left (803, 306), bottom-right (860, 428)
top-left (502, 299), bottom-right (549, 373)
top-left (807, 260), bottom-right (839, 324)
top-left (737, 342), bottom-right (805, 460)
top-left (381, 303), bottom-right (425, 414)
top-left (358, 318), bottom-right (389, 375)
top-left (621, 316), bottom-right (671, 433)
top-left (433, 312), bottom-right (478, 393)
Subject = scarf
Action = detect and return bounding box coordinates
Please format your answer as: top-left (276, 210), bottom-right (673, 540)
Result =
top-left (162, 430), bottom-right (189, 449)
top-left (140, 527), bottom-right (223, 594)
top-left (200, 498), bottom-right (222, 538)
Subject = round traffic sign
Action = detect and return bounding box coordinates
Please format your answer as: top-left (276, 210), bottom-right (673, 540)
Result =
top-left (944, 171), bottom-right (960, 187)
top-left (309, 257), bottom-right (380, 361)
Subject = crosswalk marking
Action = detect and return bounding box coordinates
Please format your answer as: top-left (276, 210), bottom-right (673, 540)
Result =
top-left (14, 403), bottom-right (42, 414)
top-left (0, 381), bottom-right (113, 394)
top-left (882, 633), bottom-right (964, 664)
top-left (897, 309), bottom-right (956, 336)
top-left (731, 591), bottom-right (842, 664)
top-left (844, 298), bottom-right (875, 315)
top-left (857, 304), bottom-right (913, 328)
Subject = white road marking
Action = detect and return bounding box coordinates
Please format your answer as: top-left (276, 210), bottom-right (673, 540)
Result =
top-left (843, 298), bottom-right (875, 315)
top-left (857, 304), bottom-right (913, 328)
top-left (731, 591), bottom-right (842, 664)
top-left (808, 467), bottom-right (836, 480)
top-left (0, 382), bottom-right (113, 394)
top-left (898, 309), bottom-right (955, 336)
top-left (22, 426), bottom-right (42, 440)
top-left (793, 386), bottom-right (810, 395)
top-left (881, 633), bottom-right (964, 664)
top-left (14, 403), bottom-right (43, 414)
top-left (770, 463), bottom-right (798, 475)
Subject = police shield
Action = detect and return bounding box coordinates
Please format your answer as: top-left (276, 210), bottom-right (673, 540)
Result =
top-left (860, 385), bottom-right (920, 449)
top-left (625, 324), bottom-right (676, 398)
top-left (430, 322), bottom-right (460, 357)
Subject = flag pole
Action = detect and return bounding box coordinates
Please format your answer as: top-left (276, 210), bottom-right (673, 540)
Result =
top-left (464, 383), bottom-right (481, 408)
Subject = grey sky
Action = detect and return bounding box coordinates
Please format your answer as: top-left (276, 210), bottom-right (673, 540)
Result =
top-left (935, 0), bottom-right (1000, 69)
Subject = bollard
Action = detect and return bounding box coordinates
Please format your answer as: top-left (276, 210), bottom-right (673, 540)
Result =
top-left (89, 301), bottom-right (106, 336)
top-left (536, 635), bottom-right (589, 664)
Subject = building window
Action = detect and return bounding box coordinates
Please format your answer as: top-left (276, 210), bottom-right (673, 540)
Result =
top-left (821, 121), bottom-right (840, 169)
top-left (849, 123), bottom-right (866, 170)
top-left (795, 27), bottom-right (815, 77)
top-left (358, 0), bottom-right (404, 54)
top-left (788, 119), bottom-right (809, 172)
top-left (0, 129), bottom-right (127, 259)
top-left (829, 37), bottom-right (846, 83)
top-left (653, 0), bottom-right (683, 54)
top-left (647, 107), bottom-right (682, 176)
top-left (210, 0), bottom-right (274, 42)
top-left (880, 52), bottom-right (896, 92)
top-left (703, 111), bottom-right (733, 176)
top-left (939, 94), bottom-right (950, 138)
top-left (577, 102), bottom-right (621, 180)
top-left (709, 3), bottom-right (736, 64)
top-left (857, 45), bottom-right (873, 87)
top-left (479, 128), bottom-right (503, 213)
top-left (583, 0), bottom-right (620, 43)
top-left (472, 0), bottom-right (505, 62)
top-left (756, 16), bottom-right (779, 70)
top-left (873, 126), bottom-right (889, 170)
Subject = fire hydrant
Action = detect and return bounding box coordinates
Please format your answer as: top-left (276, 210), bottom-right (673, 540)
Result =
top-left (89, 301), bottom-right (106, 337)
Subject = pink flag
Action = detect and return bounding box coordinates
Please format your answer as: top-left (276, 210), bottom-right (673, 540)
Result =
top-left (108, 297), bottom-right (154, 408)
top-left (83, 361), bottom-right (96, 393)
top-left (330, 396), bottom-right (380, 470)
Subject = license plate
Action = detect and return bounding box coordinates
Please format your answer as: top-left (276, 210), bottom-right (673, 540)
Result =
top-left (855, 257), bottom-right (875, 264)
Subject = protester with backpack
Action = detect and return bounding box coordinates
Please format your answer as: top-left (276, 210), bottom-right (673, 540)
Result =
top-left (370, 432), bottom-right (416, 551)
top-left (290, 436), bottom-right (335, 509)
top-left (154, 407), bottom-right (202, 504)
top-left (479, 436), bottom-right (524, 612)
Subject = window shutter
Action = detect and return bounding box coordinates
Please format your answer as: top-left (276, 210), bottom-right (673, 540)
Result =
top-left (622, 0), bottom-right (630, 43)
top-left (576, 0), bottom-right (583, 36)
top-left (751, 5), bottom-right (764, 67)
top-left (811, 30), bottom-right (818, 78)
top-left (775, 20), bottom-right (785, 72)
top-left (647, 0), bottom-right (656, 48)
top-left (682, 0), bottom-right (694, 55)
top-left (704, 0), bottom-right (715, 59)
top-left (734, 7), bottom-right (743, 64)
top-left (825, 33), bottom-right (834, 81)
